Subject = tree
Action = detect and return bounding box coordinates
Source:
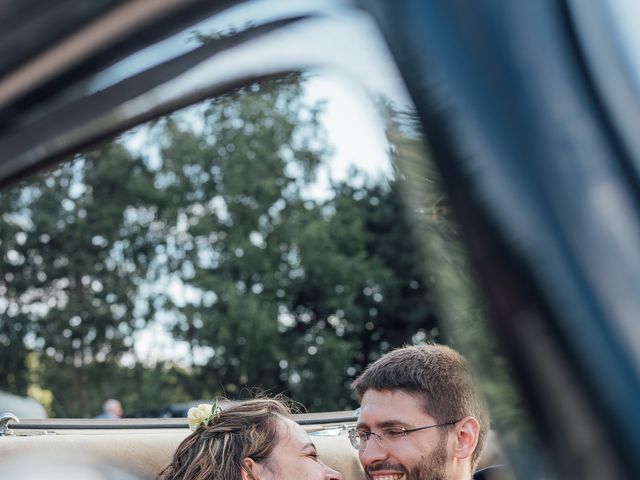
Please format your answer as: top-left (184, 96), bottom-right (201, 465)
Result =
top-left (0, 75), bottom-right (440, 415)
top-left (144, 79), bottom-right (439, 410)
top-left (0, 142), bottom-right (162, 415)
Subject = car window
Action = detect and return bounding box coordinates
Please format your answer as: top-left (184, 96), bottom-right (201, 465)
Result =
top-left (3, 68), bottom-right (436, 410)
top-left (0, 1), bottom-right (563, 477)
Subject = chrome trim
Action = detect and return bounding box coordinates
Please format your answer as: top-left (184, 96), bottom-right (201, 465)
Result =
top-left (0, 0), bottom-right (201, 108)
top-left (10, 410), bottom-right (358, 431)
top-left (0, 412), bottom-right (19, 436)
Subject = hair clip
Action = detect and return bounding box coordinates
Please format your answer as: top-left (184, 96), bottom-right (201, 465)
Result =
top-left (187, 399), bottom-right (222, 432)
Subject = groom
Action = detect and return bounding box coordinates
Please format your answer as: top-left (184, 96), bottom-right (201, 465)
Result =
top-left (350, 344), bottom-right (493, 480)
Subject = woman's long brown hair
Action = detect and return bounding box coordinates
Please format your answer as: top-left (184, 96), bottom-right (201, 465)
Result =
top-left (157, 397), bottom-right (293, 480)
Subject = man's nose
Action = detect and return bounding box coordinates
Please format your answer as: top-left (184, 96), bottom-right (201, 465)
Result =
top-left (359, 438), bottom-right (388, 465)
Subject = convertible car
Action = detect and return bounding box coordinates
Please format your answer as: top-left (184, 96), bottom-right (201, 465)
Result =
top-left (1, 1), bottom-right (640, 479)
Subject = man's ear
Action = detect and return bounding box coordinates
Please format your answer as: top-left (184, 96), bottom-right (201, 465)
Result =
top-left (241, 457), bottom-right (263, 480)
top-left (452, 417), bottom-right (480, 460)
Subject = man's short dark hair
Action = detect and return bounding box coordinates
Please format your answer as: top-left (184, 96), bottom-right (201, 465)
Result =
top-left (351, 344), bottom-right (490, 470)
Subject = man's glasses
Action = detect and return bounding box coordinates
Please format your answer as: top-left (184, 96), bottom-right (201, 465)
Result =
top-left (348, 421), bottom-right (459, 450)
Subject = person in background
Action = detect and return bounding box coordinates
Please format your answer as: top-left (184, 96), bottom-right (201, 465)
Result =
top-left (96, 399), bottom-right (123, 419)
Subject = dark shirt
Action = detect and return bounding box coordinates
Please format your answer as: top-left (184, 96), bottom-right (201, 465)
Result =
top-left (474, 465), bottom-right (514, 480)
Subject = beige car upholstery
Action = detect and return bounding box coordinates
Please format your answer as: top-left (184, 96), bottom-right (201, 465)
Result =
top-left (0, 430), bottom-right (364, 479)
top-left (0, 427), bottom-right (504, 479)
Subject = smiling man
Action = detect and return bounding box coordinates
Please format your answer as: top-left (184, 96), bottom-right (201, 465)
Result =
top-left (350, 344), bottom-right (490, 480)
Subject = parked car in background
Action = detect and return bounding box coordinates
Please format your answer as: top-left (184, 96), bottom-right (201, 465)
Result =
top-left (0, 391), bottom-right (46, 419)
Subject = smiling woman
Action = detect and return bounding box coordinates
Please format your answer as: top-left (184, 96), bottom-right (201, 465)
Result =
top-left (158, 397), bottom-right (343, 480)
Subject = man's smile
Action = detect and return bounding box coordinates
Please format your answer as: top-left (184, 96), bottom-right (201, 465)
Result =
top-left (366, 462), bottom-right (407, 480)
top-left (367, 473), bottom-right (405, 480)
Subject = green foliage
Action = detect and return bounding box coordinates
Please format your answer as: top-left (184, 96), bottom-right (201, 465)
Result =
top-left (136, 77), bottom-right (437, 411)
top-left (0, 141), bottom-right (162, 415)
top-left (0, 74), bottom-right (516, 424)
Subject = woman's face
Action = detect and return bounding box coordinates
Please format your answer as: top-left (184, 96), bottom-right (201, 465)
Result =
top-left (258, 418), bottom-right (344, 480)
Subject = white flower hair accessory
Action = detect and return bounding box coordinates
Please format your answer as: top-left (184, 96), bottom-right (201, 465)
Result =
top-left (187, 399), bottom-right (222, 432)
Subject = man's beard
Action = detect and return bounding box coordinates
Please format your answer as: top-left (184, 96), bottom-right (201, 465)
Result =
top-left (406, 433), bottom-right (448, 480)
top-left (365, 433), bottom-right (449, 480)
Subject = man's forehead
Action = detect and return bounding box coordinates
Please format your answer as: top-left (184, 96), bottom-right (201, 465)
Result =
top-left (358, 388), bottom-right (434, 426)
top-left (360, 388), bottom-right (425, 406)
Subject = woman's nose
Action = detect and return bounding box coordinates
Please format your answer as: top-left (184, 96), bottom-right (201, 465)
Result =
top-left (323, 463), bottom-right (344, 480)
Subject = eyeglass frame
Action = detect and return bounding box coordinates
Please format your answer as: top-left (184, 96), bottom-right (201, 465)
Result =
top-left (347, 419), bottom-right (461, 450)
